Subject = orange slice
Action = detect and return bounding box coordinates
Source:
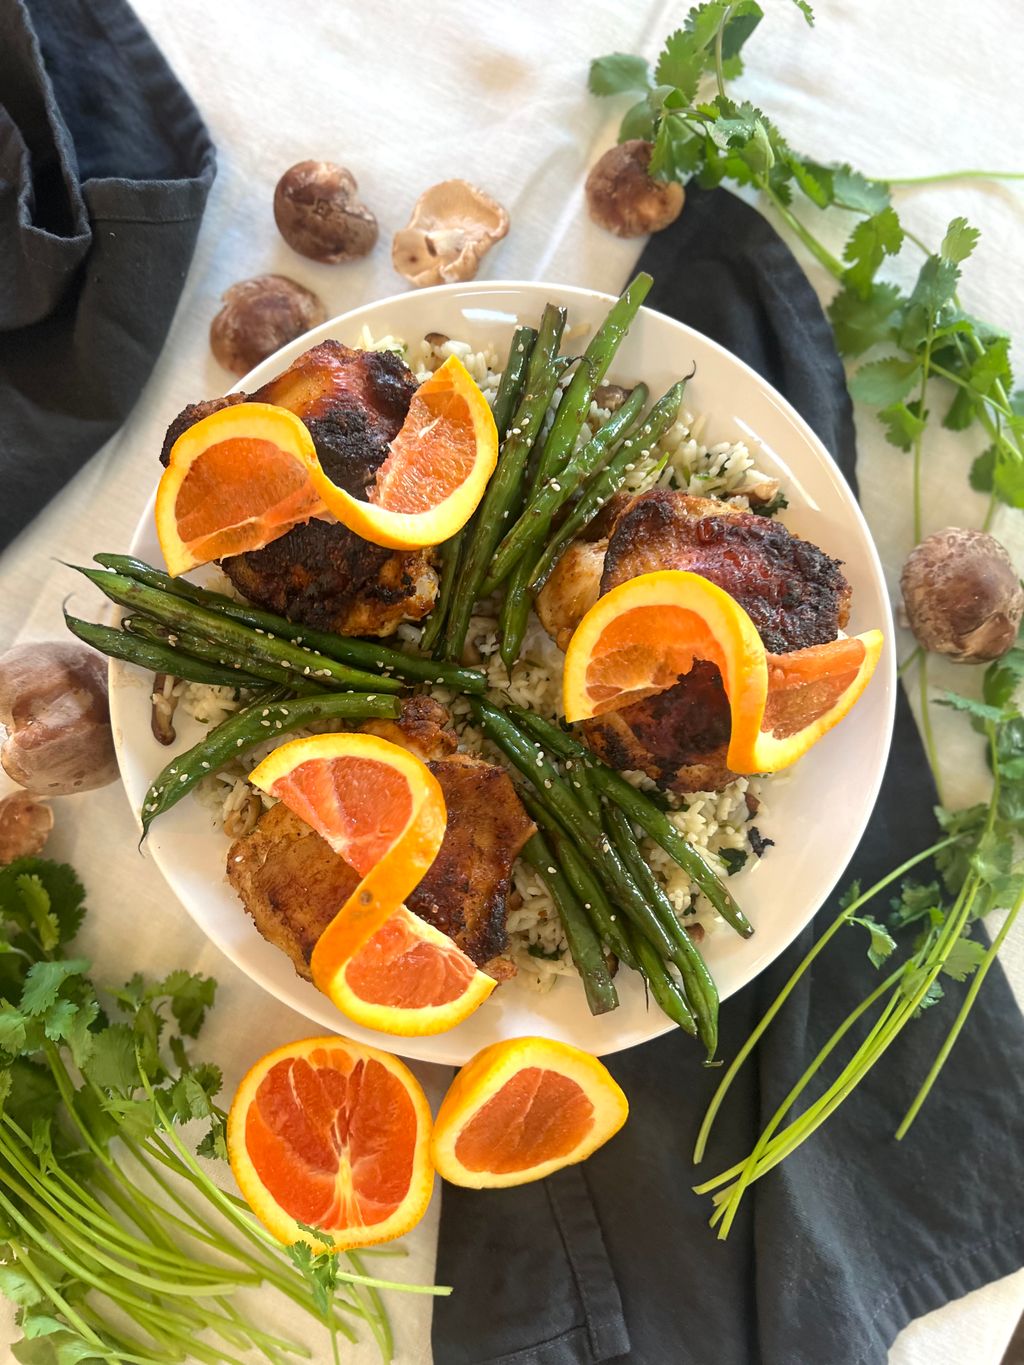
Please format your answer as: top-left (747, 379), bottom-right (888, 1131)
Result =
top-left (563, 569), bottom-right (882, 774)
top-left (430, 1037), bottom-right (629, 1189)
top-left (155, 402), bottom-right (326, 576)
top-left (741, 631), bottom-right (884, 771)
top-left (302, 355), bottom-right (498, 549)
top-left (249, 734), bottom-right (495, 1035)
top-left (227, 1035), bottom-right (433, 1251)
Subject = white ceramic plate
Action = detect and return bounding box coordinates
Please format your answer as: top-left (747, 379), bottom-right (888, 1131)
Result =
top-left (109, 280), bottom-right (896, 1066)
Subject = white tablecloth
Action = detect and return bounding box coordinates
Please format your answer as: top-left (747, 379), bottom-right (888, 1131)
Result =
top-left (2, 1), bottom-right (1022, 1360)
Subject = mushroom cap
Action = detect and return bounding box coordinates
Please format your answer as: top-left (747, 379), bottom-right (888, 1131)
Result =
top-left (900, 527), bottom-right (1024, 663)
top-left (274, 160), bottom-right (378, 264)
top-left (392, 179), bottom-right (509, 288)
top-left (585, 140), bottom-right (685, 238)
top-left (0, 790), bottom-right (53, 865)
top-left (0, 642), bottom-right (119, 795)
top-left (210, 275), bottom-right (326, 377)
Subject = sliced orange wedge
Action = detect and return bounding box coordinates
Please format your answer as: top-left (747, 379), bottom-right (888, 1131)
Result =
top-left (430, 1037), bottom-right (629, 1189)
top-left (562, 569), bottom-right (882, 774)
top-left (227, 1035), bottom-right (434, 1251)
top-left (155, 402), bottom-right (326, 576)
top-left (303, 354), bottom-right (498, 550)
top-left (249, 733), bottom-right (495, 1035)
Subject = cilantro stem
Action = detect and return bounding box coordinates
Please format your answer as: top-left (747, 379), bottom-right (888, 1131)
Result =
top-left (713, 3), bottom-right (732, 99)
top-left (873, 168), bottom-right (1024, 185)
top-left (917, 654), bottom-right (945, 804)
top-left (897, 645), bottom-right (922, 678)
top-left (762, 186), bottom-right (845, 278)
top-left (11, 1244), bottom-right (123, 1361)
top-left (692, 834), bottom-right (960, 1163)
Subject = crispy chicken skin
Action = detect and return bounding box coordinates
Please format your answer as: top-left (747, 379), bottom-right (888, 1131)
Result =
top-left (160, 342), bottom-right (438, 637)
top-left (537, 489), bottom-right (852, 792)
top-left (226, 699), bottom-right (534, 982)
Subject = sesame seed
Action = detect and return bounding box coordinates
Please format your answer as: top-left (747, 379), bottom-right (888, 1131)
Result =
top-left (201, 762), bottom-right (210, 770)
top-left (543, 778), bottom-right (552, 788)
top-left (551, 480), bottom-right (561, 492)
top-left (260, 719), bottom-right (271, 727)
top-left (236, 739), bottom-right (244, 747)
top-left (584, 902), bottom-right (592, 910)
top-left (261, 709), bottom-right (270, 717)
top-left (179, 774), bottom-right (188, 783)
top-left (547, 866), bottom-right (557, 875)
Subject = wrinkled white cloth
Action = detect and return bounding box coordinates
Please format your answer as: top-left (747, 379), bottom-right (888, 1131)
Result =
top-left (1, 0), bottom-right (1022, 1360)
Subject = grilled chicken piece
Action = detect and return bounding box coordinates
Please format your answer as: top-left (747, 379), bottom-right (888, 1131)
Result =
top-left (226, 699), bottom-right (534, 981)
top-left (160, 341), bottom-right (438, 637)
top-left (537, 489), bottom-right (851, 792)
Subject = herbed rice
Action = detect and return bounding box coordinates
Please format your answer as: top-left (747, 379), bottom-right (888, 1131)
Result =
top-left (180, 330), bottom-right (778, 994)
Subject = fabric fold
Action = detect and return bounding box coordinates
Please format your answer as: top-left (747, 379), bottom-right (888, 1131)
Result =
top-left (0, 0), bottom-right (216, 547)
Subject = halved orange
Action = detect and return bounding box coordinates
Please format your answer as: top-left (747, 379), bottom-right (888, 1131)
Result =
top-left (430, 1037), bottom-right (629, 1189)
top-left (303, 354), bottom-right (498, 550)
top-left (227, 1035), bottom-right (434, 1251)
top-left (249, 734), bottom-right (495, 1035)
top-left (155, 402), bottom-right (326, 576)
top-left (563, 569), bottom-right (882, 773)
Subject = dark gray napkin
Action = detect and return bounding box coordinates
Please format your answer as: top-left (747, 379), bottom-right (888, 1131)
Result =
top-left (0, 0), bottom-right (215, 549)
top-left (432, 186), bottom-right (1024, 1365)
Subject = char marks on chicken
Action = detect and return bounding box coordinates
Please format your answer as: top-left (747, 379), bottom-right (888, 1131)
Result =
top-left (160, 341), bottom-right (438, 637)
top-left (226, 699), bottom-right (535, 981)
top-left (537, 489), bottom-right (852, 792)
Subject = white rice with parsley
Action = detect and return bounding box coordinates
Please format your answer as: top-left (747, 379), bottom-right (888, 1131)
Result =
top-left (180, 331), bottom-right (777, 993)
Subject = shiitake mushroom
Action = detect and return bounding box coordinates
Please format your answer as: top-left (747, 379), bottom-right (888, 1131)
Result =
top-left (274, 161), bottom-right (378, 263)
top-left (900, 527), bottom-right (1024, 663)
top-left (209, 275), bottom-right (326, 376)
top-left (585, 140), bottom-right (685, 238)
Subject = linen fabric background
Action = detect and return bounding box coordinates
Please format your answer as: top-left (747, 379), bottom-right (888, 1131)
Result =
top-left (1, 1), bottom-right (1022, 1361)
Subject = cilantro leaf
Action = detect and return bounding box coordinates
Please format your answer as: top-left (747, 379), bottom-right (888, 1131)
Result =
top-left (20, 961), bottom-right (90, 1017)
top-left (941, 216), bottom-right (980, 265)
top-left (983, 635), bottom-right (1024, 709)
top-left (966, 336), bottom-right (1012, 398)
top-left (0, 860), bottom-right (86, 949)
top-left (849, 914), bottom-right (897, 968)
top-left (847, 355), bottom-right (920, 405)
top-left (889, 880), bottom-right (943, 929)
top-left (619, 97), bottom-right (656, 143)
top-left (842, 206), bottom-right (903, 297)
top-left (588, 53), bottom-right (651, 97)
top-left (82, 1023), bottom-right (139, 1093)
top-left (969, 446), bottom-right (996, 491)
top-left (151, 970), bottom-right (217, 1038)
top-left (830, 165), bottom-right (890, 214)
top-left (827, 282), bottom-right (903, 357)
top-left (790, 0), bottom-right (815, 22)
top-left (878, 399), bottom-right (926, 451)
top-left (0, 1003), bottom-right (28, 1054)
top-left (993, 447), bottom-right (1024, 508)
top-left (654, 28), bottom-right (705, 104)
top-left (942, 934), bottom-right (988, 982)
top-left (197, 1117), bottom-right (228, 1162)
top-left (785, 154), bottom-right (834, 208)
top-left (938, 692), bottom-right (1009, 725)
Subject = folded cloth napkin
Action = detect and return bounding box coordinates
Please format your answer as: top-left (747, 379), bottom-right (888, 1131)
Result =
top-left (0, 0), bottom-right (215, 549)
top-left (432, 186), bottom-right (1024, 1365)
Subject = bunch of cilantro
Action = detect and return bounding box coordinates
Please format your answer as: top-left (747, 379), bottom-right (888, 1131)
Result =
top-left (589, 1), bottom-right (1024, 1231)
top-left (0, 860), bottom-right (443, 1365)
top-left (693, 640), bottom-right (1024, 1233)
top-left (589, 0), bottom-right (1024, 541)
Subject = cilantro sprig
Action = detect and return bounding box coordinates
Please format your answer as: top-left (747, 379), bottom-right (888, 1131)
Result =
top-left (0, 860), bottom-right (447, 1363)
top-left (692, 638), bottom-right (1024, 1236)
top-left (589, 2), bottom-right (1024, 535)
